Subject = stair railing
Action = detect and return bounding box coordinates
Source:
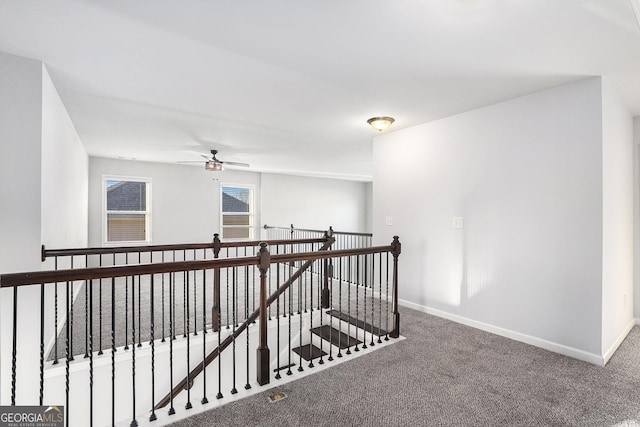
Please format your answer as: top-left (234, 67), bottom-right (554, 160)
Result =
top-left (263, 224), bottom-right (373, 250)
top-left (1, 234), bottom-right (400, 426)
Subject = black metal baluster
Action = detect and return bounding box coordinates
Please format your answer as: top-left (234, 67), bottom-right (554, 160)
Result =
top-left (98, 255), bottom-right (103, 356)
top-left (354, 256), bottom-right (360, 352)
top-left (275, 263), bottom-right (282, 379)
top-left (216, 267), bottom-right (223, 400)
top-left (337, 256), bottom-right (343, 358)
top-left (172, 254), bottom-right (177, 341)
top-left (39, 282), bottom-right (44, 405)
top-left (378, 252), bottom-right (383, 344)
top-left (150, 274), bottom-right (158, 421)
top-left (318, 260), bottom-right (324, 366)
top-left (385, 252), bottom-right (390, 341)
top-left (168, 273), bottom-right (175, 416)
top-left (65, 280), bottom-right (70, 425)
top-left (245, 261), bottom-right (251, 390)
top-left (125, 257), bottom-right (129, 350)
top-left (89, 279), bottom-right (94, 427)
top-left (131, 275), bottom-right (138, 427)
top-left (287, 262), bottom-right (293, 376)
top-left (297, 271), bottom-right (304, 372)
top-left (84, 255), bottom-right (89, 358)
top-left (54, 257), bottom-right (59, 364)
top-left (69, 257), bottom-right (74, 361)
top-left (138, 253), bottom-right (142, 348)
top-left (346, 256), bottom-right (352, 355)
top-left (161, 253), bottom-right (166, 343)
top-left (201, 269), bottom-right (209, 405)
top-left (328, 260), bottom-right (334, 362)
top-left (308, 258), bottom-right (314, 368)
top-left (226, 259), bottom-right (230, 329)
top-left (111, 278), bottom-right (116, 426)
top-left (11, 286), bottom-right (17, 405)
top-left (186, 271), bottom-right (193, 410)
top-left (370, 254), bottom-right (375, 347)
top-left (193, 264), bottom-right (198, 337)
top-left (183, 270), bottom-right (187, 338)
top-left (362, 254), bottom-right (368, 350)
top-left (231, 267), bottom-right (238, 394)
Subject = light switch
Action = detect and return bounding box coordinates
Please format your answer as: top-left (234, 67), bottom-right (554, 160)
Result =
top-left (385, 216), bottom-right (393, 226)
top-left (452, 217), bottom-right (464, 229)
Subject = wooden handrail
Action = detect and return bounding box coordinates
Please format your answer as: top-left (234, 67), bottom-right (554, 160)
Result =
top-left (263, 224), bottom-right (372, 238)
top-left (2, 244), bottom-right (392, 288)
top-left (41, 237), bottom-right (328, 260)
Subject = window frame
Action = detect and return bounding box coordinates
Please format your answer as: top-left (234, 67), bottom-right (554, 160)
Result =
top-left (102, 175), bottom-right (152, 245)
top-left (220, 183), bottom-right (254, 241)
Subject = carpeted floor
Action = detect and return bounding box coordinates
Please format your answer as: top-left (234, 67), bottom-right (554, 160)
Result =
top-left (168, 306), bottom-right (640, 427)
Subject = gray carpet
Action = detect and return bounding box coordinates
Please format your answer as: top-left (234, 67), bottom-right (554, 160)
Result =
top-left (168, 307), bottom-right (640, 427)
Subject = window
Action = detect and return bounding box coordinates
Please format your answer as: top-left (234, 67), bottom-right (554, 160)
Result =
top-left (104, 176), bottom-right (151, 244)
top-left (221, 185), bottom-right (253, 240)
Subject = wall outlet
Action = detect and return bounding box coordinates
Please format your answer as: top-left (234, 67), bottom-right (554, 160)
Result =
top-left (385, 216), bottom-right (393, 226)
top-left (452, 217), bottom-right (464, 229)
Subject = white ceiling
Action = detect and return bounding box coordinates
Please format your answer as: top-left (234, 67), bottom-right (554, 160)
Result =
top-left (1, 0), bottom-right (639, 180)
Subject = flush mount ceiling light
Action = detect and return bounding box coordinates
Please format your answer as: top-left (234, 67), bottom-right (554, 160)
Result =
top-left (367, 116), bottom-right (395, 132)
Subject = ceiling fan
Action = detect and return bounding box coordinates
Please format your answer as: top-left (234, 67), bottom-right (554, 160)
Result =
top-left (179, 149), bottom-right (250, 171)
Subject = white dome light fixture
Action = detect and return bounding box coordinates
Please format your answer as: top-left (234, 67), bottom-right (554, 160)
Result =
top-left (367, 116), bottom-right (395, 132)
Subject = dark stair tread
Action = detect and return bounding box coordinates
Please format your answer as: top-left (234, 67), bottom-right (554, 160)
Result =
top-left (310, 325), bottom-right (362, 349)
top-left (327, 310), bottom-right (388, 336)
top-left (292, 344), bottom-right (328, 361)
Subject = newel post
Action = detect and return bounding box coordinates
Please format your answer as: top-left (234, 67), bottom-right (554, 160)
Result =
top-left (390, 236), bottom-right (401, 338)
top-left (212, 234), bottom-right (221, 332)
top-left (256, 242), bottom-right (271, 386)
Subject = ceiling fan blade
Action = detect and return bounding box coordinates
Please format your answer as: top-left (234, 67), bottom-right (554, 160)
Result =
top-left (200, 154), bottom-right (212, 160)
top-left (222, 161), bottom-right (250, 167)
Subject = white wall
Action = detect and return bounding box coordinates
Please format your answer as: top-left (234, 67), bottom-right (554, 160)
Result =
top-left (373, 78), bottom-right (605, 361)
top-left (41, 66), bottom-right (89, 253)
top-left (0, 52), bottom-right (43, 274)
top-left (0, 54), bottom-right (89, 404)
top-left (601, 78), bottom-right (634, 360)
top-left (0, 52), bottom-right (44, 406)
top-left (88, 158), bottom-right (221, 245)
top-left (261, 173), bottom-right (369, 233)
top-left (88, 161), bottom-right (370, 245)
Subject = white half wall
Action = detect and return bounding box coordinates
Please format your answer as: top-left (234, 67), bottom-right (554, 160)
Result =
top-left (373, 78), bottom-right (605, 359)
top-left (601, 78), bottom-right (634, 360)
top-left (260, 173), bottom-right (370, 233)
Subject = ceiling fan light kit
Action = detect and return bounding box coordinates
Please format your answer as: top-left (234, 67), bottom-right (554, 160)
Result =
top-left (367, 116), bottom-right (395, 132)
top-left (178, 149), bottom-right (249, 173)
top-left (205, 160), bottom-right (223, 171)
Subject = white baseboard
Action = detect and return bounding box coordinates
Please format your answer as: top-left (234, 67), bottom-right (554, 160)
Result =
top-left (398, 298), bottom-right (605, 366)
top-left (602, 318), bottom-right (636, 365)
